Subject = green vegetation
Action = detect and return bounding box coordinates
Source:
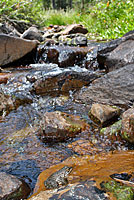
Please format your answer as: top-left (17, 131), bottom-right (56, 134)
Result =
top-left (101, 180), bottom-right (134, 200)
top-left (0, 0), bottom-right (134, 39)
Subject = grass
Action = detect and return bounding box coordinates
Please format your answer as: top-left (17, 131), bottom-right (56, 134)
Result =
top-left (0, 0), bottom-right (134, 40)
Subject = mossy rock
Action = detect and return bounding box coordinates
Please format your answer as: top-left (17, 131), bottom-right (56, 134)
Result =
top-left (101, 180), bottom-right (134, 200)
top-left (100, 120), bottom-right (122, 136)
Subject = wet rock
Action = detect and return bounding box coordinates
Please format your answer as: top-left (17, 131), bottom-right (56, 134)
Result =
top-left (38, 45), bottom-right (92, 67)
top-left (0, 172), bottom-right (30, 200)
top-left (100, 120), bottom-right (122, 138)
top-left (121, 108), bottom-right (134, 143)
top-left (0, 73), bottom-right (12, 84)
top-left (62, 24), bottom-right (88, 35)
top-left (89, 103), bottom-right (120, 125)
top-left (0, 34), bottom-right (38, 66)
top-left (21, 26), bottom-right (43, 42)
top-left (68, 139), bottom-right (101, 155)
top-left (30, 180), bottom-right (108, 200)
top-left (74, 64), bottom-right (134, 109)
top-left (33, 66), bottom-right (99, 95)
top-left (101, 180), bottom-right (134, 200)
top-left (105, 39), bottom-right (134, 71)
top-left (38, 111), bottom-right (89, 143)
top-left (1, 160), bottom-right (41, 191)
top-left (0, 90), bottom-right (15, 116)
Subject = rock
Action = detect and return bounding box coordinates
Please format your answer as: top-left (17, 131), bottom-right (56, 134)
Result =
top-left (105, 39), bottom-right (134, 71)
top-left (100, 180), bottom-right (134, 200)
top-left (0, 73), bottom-right (12, 84)
top-left (121, 108), bottom-right (134, 143)
top-left (0, 90), bottom-right (15, 116)
top-left (0, 34), bottom-right (38, 66)
top-left (123, 30), bottom-right (134, 37)
top-left (21, 26), bottom-right (43, 42)
top-left (62, 24), bottom-right (88, 35)
top-left (33, 65), bottom-right (100, 95)
top-left (68, 139), bottom-right (101, 155)
top-left (74, 64), bottom-right (134, 109)
top-left (30, 180), bottom-right (108, 200)
top-left (1, 160), bottom-right (41, 191)
top-left (0, 172), bottom-right (30, 200)
top-left (38, 45), bottom-right (92, 67)
top-left (38, 111), bottom-right (89, 143)
top-left (89, 103), bottom-right (120, 125)
top-left (0, 22), bottom-right (21, 37)
top-left (100, 120), bottom-right (122, 135)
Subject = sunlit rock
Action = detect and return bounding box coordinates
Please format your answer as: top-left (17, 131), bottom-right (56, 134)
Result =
top-left (89, 103), bottom-right (120, 125)
top-left (0, 172), bottom-right (30, 200)
top-left (121, 108), bottom-right (134, 144)
top-left (62, 24), bottom-right (88, 35)
top-left (38, 111), bottom-right (89, 143)
top-left (0, 34), bottom-right (38, 66)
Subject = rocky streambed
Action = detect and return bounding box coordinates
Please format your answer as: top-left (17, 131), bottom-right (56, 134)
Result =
top-left (0, 21), bottom-right (134, 200)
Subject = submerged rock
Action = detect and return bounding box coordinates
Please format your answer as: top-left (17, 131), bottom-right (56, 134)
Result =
top-left (68, 139), bottom-right (101, 155)
top-left (0, 172), bottom-right (30, 200)
top-left (0, 34), bottom-right (38, 66)
top-left (89, 103), bottom-right (120, 125)
top-left (74, 64), bottom-right (134, 109)
top-left (38, 111), bottom-right (89, 143)
top-left (121, 108), bottom-right (134, 144)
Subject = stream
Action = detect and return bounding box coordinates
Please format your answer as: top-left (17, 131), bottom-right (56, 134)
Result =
top-left (0, 44), bottom-right (134, 198)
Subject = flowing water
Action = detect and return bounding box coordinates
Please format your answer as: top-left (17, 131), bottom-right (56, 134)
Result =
top-left (0, 54), bottom-right (133, 197)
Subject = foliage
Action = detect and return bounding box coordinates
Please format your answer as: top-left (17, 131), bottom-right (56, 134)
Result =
top-left (0, 0), bottom-right (134, 39)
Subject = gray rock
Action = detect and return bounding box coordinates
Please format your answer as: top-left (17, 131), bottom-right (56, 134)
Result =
top-left (0, 34), bottom-right (38, 66)
top-left (105, 39), bottom-right (134, 71)
top-left (21, 26), bottom-right (43, 42)
top-left (0, 172), bottom-right (30, 200)
top-left (74, 64), bottom-right (134, 109)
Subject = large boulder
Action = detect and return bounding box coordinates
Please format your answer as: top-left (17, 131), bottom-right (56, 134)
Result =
top-left (0, 172), bottom-right (30, 200)
top-left (0, 34), bottom-right (38, 66)
top-left (74, 64), bottom-right (134, 109)
top-left (38, 111), bottom-right (89, 143)
top-left (105, 39), bottom-right (134, 71)
top-left (121, 108), bottom-right (134, 144)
